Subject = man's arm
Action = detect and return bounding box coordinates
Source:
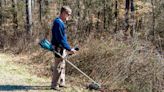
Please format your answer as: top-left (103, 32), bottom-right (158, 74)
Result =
top-left (55, 23), bottom-right (72, 51)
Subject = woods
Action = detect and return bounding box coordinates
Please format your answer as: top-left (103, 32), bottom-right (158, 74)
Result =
top-left (0, 0), bottom-right (163, 43)
top-left (0, 0), bottom-right (163, 92)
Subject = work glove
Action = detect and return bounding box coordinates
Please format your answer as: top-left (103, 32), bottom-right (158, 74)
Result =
top-left (68, 46), bottom-right (79, 55)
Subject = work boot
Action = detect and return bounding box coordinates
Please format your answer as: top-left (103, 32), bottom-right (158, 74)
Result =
top-left (59, 84), bottom-right (68, 88)
top-left (51, 86), bottom-right (61, 91)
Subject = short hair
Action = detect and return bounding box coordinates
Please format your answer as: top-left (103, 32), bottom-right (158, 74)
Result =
top-left (60, 6), bottom-right (72, 15)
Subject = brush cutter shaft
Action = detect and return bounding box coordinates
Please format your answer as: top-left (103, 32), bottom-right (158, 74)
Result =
top-left (53, 50), bottom-right (97, 84)
top-left (65, 59), bottom-right (97, 83)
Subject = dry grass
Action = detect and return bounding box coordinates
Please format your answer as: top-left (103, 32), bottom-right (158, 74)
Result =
top-left (66, 34), bottom-right (164, 92)
top-left (2, 30), bottom-right (163, 92)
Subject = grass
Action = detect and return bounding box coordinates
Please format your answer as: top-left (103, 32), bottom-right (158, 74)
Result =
top-left (0, 53), bottom-right (48, 84)
top-left (66, 37), bottom-right (164, 92)
top-left (0, 53), bottom-right (95, 92)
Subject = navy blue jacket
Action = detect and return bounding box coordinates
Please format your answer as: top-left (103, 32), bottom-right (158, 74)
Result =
top-left (51, 17), bottom-right (71, 51)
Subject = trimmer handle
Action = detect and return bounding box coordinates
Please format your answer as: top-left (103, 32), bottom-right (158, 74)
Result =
top-left (67, 46), bottom-right (79, 56)
top-left (74, 46), bottom-right (79, 51)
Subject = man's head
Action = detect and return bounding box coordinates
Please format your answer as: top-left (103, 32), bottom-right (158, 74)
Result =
top-left (60, 6), bottom-right (72, 21)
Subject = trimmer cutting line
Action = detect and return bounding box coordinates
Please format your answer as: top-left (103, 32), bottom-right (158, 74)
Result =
top-left (39, 39), bottom-right (101, 90)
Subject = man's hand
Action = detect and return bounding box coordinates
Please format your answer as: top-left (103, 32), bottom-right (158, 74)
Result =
top-left (68, 48), bottom-right (77, 55)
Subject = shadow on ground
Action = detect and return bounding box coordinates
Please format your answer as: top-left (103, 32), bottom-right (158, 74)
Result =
top-left (0, 85), bottom-right (51, 91)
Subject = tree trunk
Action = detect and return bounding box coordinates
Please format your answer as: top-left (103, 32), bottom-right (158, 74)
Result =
top-left (39, 0), bottom-right (42, 22)
top-left (114, 0), bottom-right (118, 18)
top-left (130, 0), bottom-right (135, 37)
top-left (96, 11), bottom-right (100, 31)
top-left (44, 0), bottom-right (49, 15)
top-left (12, 0), bottom-right (18, 31)
top-left (0, 0), bottom-right (1, 7)
top-left (125, 0), bottom-right (130, 34)
top-left (125, 0), bottom-right (135, 37)
top-left (0, 0), bottom-right (5, 27)
top-left (39, 0), bottom-right (46, 22)
top-left (130, 0), bottom-right (134, 12)
top-left (114, 0), bottom-right (118, 33)
top-left (151, 0), bottom-right (155, 39)
top-left (26, 0), bottom-right (32, 34)
top-left (31, 0), bottom-right (35, 8)
top-left (0, 0), bottom-right (2, 26)
top-left (103, 0), bottom-right (106, 30)
top-left (125, 0), bottom-right (130, 11)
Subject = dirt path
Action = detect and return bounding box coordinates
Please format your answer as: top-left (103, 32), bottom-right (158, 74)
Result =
top-left (0, 53), bottom-right (90, 92)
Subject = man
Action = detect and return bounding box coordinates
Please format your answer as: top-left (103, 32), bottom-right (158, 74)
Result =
top-left (50, 6), bottom-right (76, 90)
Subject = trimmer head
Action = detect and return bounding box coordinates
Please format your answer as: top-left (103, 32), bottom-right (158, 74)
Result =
top-left (87, 82), bottom-right (101, 90)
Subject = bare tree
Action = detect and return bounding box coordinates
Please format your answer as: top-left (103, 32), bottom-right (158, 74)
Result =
top-left (125, 0), bottom-right (135, 37)
top-left (151, 0), bottom-right (155, 39)
top-left (0, 0), bottom-right (5, 27)
top-left (103, 0), bottom-right (106, 30)
top-left (114, 0), bottom-right (118, 33)
top-left (0, 0), bottom-right (1, 7)
top-left (26, 0), bottom-right (32, 34)
top-left (39, 0), bottom-right (42, 22)
top-left (39, 0), bottom-right (47, 22)
top-left (130, 0), bottom-right (135, 37)
top-left (125, 0), bottom-right (130, 34)
top-left (31, 0), bottom-right (35, 8)
top-left (0, 0), bottom-right (2, 26)
top-left (12, 0), bottom-right (18, 31)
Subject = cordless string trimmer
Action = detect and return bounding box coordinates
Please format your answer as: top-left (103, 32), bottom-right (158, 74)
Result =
top-left (39, 39), bottom-right (101, 90)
